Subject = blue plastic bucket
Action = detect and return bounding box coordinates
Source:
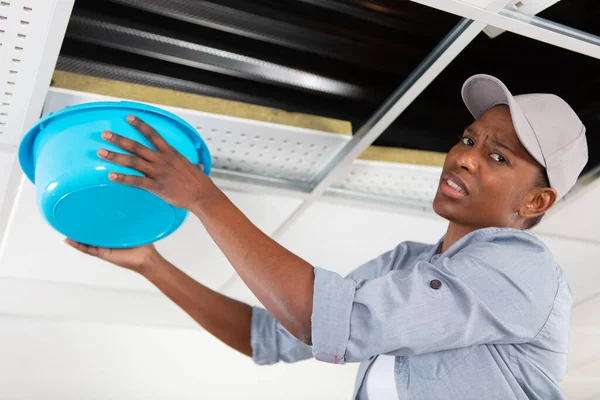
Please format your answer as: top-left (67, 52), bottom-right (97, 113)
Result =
top-left (18, 101), bottom-right (212, 248)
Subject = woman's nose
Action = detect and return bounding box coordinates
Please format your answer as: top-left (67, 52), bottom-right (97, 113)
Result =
top-left (456, 150), bottom-right (478, 173)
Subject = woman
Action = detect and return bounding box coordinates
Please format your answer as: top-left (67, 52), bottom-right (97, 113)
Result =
top-left (67, 74), bottom-right (588, 399)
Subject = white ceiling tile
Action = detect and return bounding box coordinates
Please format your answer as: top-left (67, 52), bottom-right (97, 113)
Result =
top-left (0, 151), bottom-right (15, 205)
top-left (568, 329), bottom-right (600, 370)
top-left (561, 376), bottom-right (600, 400)
top-left (154, 216), bottom-right (236, 291)
top-left (569, 297), bottom-right (600, 379)
top-left (225, 190), bottom-right (302, 236)
top-left (461, 0), bottom-right (559, 12)
top-left (567, 357), bottom-right (600, 381)
top-left (572, 296), bottom-right (600, 332)
top-left (0, 177), bottom-right (301, 292)
top-left (277, 201), bottom-right (447, 277)
top-left (534, 179), bottom-right (600, 243)
top-left (458, 0), bottom-right (498, 7)
top-left (0, 277), bottom-right (197, 328)
top-left (0, 179), bottom-right (154, 291)
top-left (535, 234), bottom-right (600, 304)
top-left (156, 190), bottom-right (301, 290)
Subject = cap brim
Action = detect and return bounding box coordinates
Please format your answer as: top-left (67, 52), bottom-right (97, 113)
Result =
top-left (461, 74), bottom-right (546, 167)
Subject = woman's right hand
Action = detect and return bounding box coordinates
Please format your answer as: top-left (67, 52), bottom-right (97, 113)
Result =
top-left (65, 239), bottom-right (163, 275)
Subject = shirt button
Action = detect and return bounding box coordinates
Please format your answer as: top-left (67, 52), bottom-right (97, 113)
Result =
top-left (430, 279), bottom-right (442, 289)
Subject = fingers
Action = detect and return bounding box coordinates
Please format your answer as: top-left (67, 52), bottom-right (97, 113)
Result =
top-left (98, 148), bottom-right (154, 176)
top-left (101, 131), bottom-right (157, 161)
top-left (126, 115), bottom-right (173, 153)
top-left (65, 239), bottom-right (101, 257)
top-left (108, 172), bottom-right (155, 190)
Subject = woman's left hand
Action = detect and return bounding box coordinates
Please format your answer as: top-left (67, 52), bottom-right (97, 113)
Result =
top-left (98, 115), bottom-right (208, 210)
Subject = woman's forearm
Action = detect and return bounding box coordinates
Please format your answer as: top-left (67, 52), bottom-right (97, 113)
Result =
top-left (93, 116), bottom-right (315, 345)
top-left (190, 179), bottom-right (314, 345)
top-left (143, 256), bottom-right (254, 357)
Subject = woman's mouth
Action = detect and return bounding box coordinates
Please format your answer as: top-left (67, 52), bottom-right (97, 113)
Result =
top-left (440, 175), bottom-right (469, 198)
top-left (447, 179), bottom-right (467, 194)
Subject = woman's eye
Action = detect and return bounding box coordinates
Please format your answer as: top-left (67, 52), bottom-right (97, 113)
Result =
top-left (461, 137), bottom-right (474, 146)
top-left (491, 153), bottom-right (507, 163)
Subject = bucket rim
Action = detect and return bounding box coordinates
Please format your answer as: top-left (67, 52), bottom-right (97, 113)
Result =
top-left (18, 101), bottom-right (212, 183)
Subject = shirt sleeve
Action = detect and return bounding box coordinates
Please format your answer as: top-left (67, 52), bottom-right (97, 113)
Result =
top-left (344, 240), bottom-right (432, 282)
top-left (310, 233), bottom-right (559, 364)
top-left (250, 306), bottom-right (313, 365)
top-left (248, 241), bottom-right (420, 365)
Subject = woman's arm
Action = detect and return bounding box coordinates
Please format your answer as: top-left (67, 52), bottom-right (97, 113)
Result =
top-left (145, 254), bottom-right (254, 356)
top-left (189, 180), bottom-right (314, 344)
top-left (97, 116), bottom-right (315, 343)
top-left (65, 241), bottom-right (254, 357)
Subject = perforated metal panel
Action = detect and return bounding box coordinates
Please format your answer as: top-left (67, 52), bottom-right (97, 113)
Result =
top-left (0, 0), bottom-right (35, 142)
top-left (0, 0), bottom-right (74, 146)
top-left (43, 89), bottom-right (446, 207)
top-left (332, 160), bottom-right (442, 207)
top-left (0, 0), bottom-right (74, 259)
top-left (200, 122), bottom-right (348, 183)
top-left (43, 88), bottom-right (352, 185)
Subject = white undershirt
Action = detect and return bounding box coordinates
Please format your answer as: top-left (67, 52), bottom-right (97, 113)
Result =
top-left (364, 355), bottom-right (400, 400)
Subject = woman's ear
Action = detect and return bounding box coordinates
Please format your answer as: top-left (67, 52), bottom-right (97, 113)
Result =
top-left (519, 187), bottom-right (558, 219)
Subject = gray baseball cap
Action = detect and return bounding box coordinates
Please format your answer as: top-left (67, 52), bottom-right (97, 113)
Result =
top-left (461, 74), bottom-right (588, 200)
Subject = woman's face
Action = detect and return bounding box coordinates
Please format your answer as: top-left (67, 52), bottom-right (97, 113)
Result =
top-left (433, 105), bottom-right (545, 229)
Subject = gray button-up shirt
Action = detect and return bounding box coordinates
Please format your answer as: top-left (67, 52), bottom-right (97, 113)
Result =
top-left (251, 227), bottom-right (571, 399)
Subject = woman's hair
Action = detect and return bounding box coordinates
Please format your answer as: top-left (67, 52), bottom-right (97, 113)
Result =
top-left (523, 168), bottom-right (551, 230)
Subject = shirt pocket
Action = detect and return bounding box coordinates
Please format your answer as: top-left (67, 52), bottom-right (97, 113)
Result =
top-left (409, 346), bottom-right (475, 380)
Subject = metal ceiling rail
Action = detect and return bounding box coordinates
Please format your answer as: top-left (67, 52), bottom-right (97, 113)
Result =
top-left (411, 0), bottom-right (600, 60)
top-left (65, 14), bottom-right (372, 99)
top-left (325, 187), bottom-right (435, 213)
top-left (259, 0), bottom-right (513, 237)
top-left (261, 0), bottom-right (600, 244)
top-left (208, 170), bottom-right (312, 195)
top-left (264, 18), bottom-right (484, 242)
top-left (101, 0), bottom-right (406, 72)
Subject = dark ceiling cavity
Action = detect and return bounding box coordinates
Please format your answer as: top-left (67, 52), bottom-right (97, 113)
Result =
top-left (57, 0), bottom-right (599, 172)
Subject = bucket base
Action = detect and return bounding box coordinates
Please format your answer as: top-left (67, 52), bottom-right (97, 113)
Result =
top-left (52, 184), bottom-right (183, 248)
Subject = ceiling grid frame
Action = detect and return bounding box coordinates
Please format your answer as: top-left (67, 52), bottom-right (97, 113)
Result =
top-left (0, 0), bottom-right (598, 238)
top-left (0, 0), bottom-right (74, 253)
top-left (226, 0), bottom-right (515, 264)
top-left (216, 0), bottom-right (600, 281)
top-left (0, 0), bottom-right (596, 334)
top-left (411, 0), bottom-right (600, 59)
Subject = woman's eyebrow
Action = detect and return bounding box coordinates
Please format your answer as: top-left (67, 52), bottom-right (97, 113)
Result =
top-left (466, 126), bottom-right (516, 155)
top-left (465, 126), bottom-right (478, 135)
top-left (491, 139), bottom-right (516, 155)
